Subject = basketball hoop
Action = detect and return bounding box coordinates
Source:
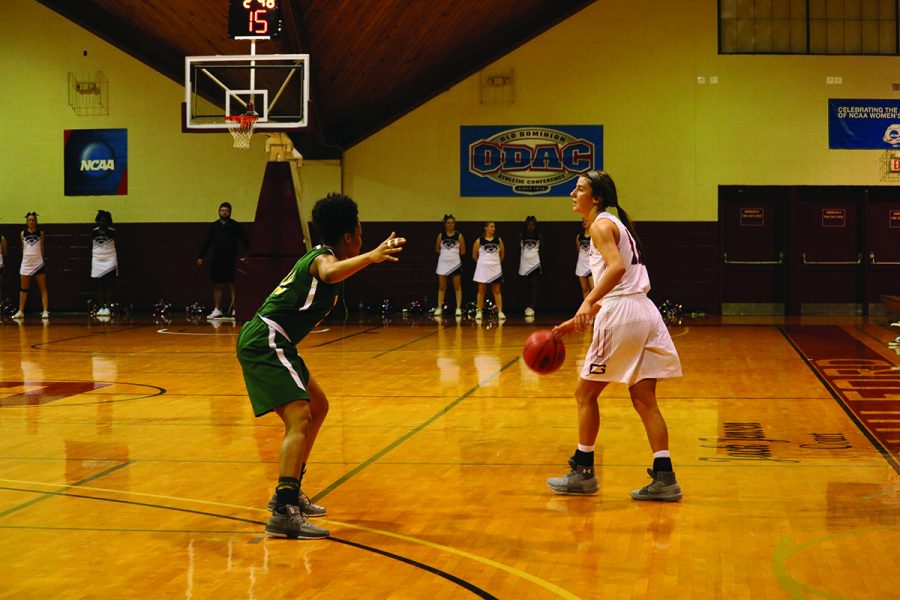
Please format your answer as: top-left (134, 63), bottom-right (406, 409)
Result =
top-left (225, 113), bottom-right (259, 149)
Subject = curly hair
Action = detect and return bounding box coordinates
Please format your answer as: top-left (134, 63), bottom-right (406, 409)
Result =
top-left (312, 193), bottom-right (359, 246)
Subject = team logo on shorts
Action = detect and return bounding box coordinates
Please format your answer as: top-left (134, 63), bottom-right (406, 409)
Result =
top-left (589, 362), bottom-right (607, 375)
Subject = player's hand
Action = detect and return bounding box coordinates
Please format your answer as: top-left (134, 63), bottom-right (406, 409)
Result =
top-left (371, 232), bottom-right (406, 263)
top-left (573, 300), bottom-right (599, 332)
top-left (552, 318), bottom-right (576, 337)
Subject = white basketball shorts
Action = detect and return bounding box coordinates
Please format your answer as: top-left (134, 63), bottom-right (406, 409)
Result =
top-left (580, 293), bottom-right (682, 386)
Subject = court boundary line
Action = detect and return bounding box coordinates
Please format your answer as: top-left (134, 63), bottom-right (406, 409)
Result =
top-left (778, 326), bottom-right (900, 474)
top-left (28, 325), bottom-right (147, 350)
top-left (0, 489), bottom-right (498, 599)
top-left (0, 480), bottom-right (576, 599)
top-left (0, 380), bottom-right (166, 409)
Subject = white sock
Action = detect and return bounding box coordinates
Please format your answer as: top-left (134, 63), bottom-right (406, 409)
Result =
top-left (653, 450), bottom-right (670, 459)
top-left (577, 444), bottom-right (595, 453)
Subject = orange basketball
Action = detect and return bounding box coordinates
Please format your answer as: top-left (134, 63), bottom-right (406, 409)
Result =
top-left (523, 330), bottom-right (566, 374)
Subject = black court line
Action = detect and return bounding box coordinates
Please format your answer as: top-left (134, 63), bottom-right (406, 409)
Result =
top-left (371, 329), bottom-right (440, 359)
top-left (312, 356), bottom-right (521, 503)
top-left (308, 324), bottom-right (384, 347)
top-left (0, 461), bottom-right (132, 518)
top-left (779, 326), bottom-right (900, 474)
top-left (0, 381), bottom-right (165, 409)
top-left (28, 325), bottom-right (147, 350)
top-left (0, 485), bottom-right (496, 599)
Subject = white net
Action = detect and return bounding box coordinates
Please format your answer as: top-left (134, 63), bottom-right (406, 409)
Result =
top-left (226, 115), bottom-right (258, 149)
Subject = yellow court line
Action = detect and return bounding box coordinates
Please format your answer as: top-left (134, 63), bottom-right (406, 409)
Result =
top-left (0, 478), bottom-right (580, 600)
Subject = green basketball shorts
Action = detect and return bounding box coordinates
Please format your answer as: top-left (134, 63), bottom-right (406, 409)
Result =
top-left (236, 316), bottom-right (311, 417)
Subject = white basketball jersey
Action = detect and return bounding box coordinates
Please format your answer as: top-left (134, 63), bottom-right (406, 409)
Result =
top-left (589, 212), bottom-right (650, 297)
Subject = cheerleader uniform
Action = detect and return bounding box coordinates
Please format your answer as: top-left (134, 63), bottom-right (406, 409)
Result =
top-left (575, 232), bottom-right (591, 277)
top-left (436, 231), bottom-right (462, 277)
top-left (518, 232), bottom-right (541, 276)
top-left (581, 212), bottom-right (681, 385)
top-left (473, 236), bottom-right (502, 284)
top-left (91, 226), bottom-right (118, 278)
top-left (20, 229), bottom-right (44, 276)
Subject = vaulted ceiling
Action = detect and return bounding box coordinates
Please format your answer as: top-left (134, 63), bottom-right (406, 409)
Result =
top-left (37, 0), bottom-right (596, 158)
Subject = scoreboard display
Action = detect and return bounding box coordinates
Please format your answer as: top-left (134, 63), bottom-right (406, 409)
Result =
top-left (228, 0), bottom-right (283, 39)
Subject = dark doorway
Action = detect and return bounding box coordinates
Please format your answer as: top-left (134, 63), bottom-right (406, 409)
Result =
top-left (720, 187), bottom-right (788, 315)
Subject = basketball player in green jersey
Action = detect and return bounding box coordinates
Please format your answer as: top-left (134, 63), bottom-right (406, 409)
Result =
top-left (237, 193), bottom-right (405, 539)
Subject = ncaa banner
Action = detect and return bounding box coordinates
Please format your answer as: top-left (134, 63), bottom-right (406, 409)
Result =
top-left (64, 129), bottom-right (128, 195)
top-left (461, 125), bottom-right (603, 196)
top-left (828, 99), bottom-right (900, 149)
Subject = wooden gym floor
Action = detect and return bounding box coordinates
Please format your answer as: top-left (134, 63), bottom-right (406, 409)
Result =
top-left (0, 312), bottom-right (898, 599)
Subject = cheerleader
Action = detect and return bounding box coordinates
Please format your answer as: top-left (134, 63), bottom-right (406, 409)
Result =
top-left (91, 210), bottom-right (118, 316)
top-left (576, 217), bottom-right (594, 298)
top-left (13, 212), bottom-right (49, 320)
top-left (518, 216), bottom-right (542, 317)
top-left (472, 221), bottom-right (505, 321)
top-left (434, 214), bottom-right (465, 317)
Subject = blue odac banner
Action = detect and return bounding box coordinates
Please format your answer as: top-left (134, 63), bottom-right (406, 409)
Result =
top-left (461, 125), bottom-right (603, 197)
top-left (64, 128), bottom-right (128, 195)
top-left (828, 99), bottom-right (900, 150)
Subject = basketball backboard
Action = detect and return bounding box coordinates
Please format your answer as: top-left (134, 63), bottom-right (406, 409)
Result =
top-left (184, 53), bottom-right (309, 131)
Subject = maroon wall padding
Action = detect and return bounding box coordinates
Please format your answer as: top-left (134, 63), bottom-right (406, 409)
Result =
top-left (248, 162), bottom-right (306, 257)
top-left (340, 221), bottom-right (719, 315)
top-left (235, 255), bottom-right (305, 320)
top-left (0, 220), bottom-right (719, 316)
top-left (234, 161), bottom-right (308, 321)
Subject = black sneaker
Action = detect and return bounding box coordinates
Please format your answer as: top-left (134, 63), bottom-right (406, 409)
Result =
top-left (630, 469), bottom-right (683, 502)
top-left (265, 505), bottom-right (329, 539)
top-left (268, 490), bottom-right (327, 517)
top-left (547, 464), bottom-right (599, 495)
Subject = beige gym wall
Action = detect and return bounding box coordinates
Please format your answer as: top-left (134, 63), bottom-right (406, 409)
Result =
top-left (2, 0), bottom-right (896, 225)
top-left (345, 0), bottom-right (899, 222)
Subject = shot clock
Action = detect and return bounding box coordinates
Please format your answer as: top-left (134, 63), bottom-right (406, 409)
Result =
top-left (228, 0), bottom-right (283, 39)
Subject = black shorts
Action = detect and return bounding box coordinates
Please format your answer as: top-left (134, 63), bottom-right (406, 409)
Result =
top-left (442, 264), bottom-right (462, 277)
top-left (210, 258), bottom-right (235, 284)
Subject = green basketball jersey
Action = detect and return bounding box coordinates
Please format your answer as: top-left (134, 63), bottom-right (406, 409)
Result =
top-left (254, 246), bottom-right (340, 342)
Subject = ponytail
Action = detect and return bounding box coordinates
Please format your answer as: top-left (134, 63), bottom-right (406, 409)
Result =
top-left (585, 170), bottom-right (645, 261)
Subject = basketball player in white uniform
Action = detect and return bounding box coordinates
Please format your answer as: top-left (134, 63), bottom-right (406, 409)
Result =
top-left (548, 171), bottom-right (683, 501)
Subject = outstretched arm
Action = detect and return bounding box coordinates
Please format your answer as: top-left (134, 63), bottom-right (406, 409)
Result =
top-left (312, 233), bottom-right (406, 284)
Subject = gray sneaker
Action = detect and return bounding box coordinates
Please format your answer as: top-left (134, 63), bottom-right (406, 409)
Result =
top-left (547, 464), bottom-right (599, 495)
top-left (630, 469), bottom-right (683, 502)
top-left (268, 491), bottom-right (327, 517)
top-left (265, 505), bottom-right (330, 539)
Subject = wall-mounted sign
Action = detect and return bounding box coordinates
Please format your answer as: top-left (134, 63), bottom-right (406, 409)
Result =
top-left (739, 208), bottom-right (764, 226)
top-left (64, 129), bottom-right (127, 196)
top-left (890, 209), bottom-right (900, 229)
top-left (460, 125), bottom-right (603, 196)
top-left (828, 99), bottom-right (900, 149)
top-left (821, 208), bottom-right (846, 228)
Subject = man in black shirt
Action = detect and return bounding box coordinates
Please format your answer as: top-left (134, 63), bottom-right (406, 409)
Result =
top-left (197, 202), bottom-right (249, 318)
